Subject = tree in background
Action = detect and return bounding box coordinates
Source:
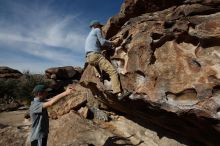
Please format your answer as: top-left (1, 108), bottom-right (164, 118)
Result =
top-left (0, 70), bottom-right (51, 105)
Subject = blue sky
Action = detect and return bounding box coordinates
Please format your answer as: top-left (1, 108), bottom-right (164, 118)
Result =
top-left (0, 0), bottom-right (123, 73)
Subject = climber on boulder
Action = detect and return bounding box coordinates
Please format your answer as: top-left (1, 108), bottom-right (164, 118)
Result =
top-left (29, 84), bottom-right (75, 146)
top-left (83, 20), bottom-right (131, 101)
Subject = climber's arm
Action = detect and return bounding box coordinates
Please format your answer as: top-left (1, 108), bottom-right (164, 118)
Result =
top-left (42, 86), bottom-right (74, 109)
top-left (96, 28), bottom-right (112, 46)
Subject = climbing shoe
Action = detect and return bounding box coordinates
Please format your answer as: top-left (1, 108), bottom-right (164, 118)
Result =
top-left (117, 90), bottom-right (132, 101)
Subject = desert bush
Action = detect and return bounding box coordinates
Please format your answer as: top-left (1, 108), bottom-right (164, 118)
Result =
top-left (0, 71), bottom-right (51, 104)
top-left (0, 78), bottom-right (19, 99)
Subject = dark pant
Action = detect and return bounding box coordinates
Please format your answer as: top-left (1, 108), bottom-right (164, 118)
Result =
top-left (31, 137), bottom-right (48, 146)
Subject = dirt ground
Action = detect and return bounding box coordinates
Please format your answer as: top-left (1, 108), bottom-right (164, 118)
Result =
top-left (0, 110), bottom-right (29, 126)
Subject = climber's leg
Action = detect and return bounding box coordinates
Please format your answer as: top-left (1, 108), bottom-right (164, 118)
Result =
top-left (97, 54), bottom-right (121, 94)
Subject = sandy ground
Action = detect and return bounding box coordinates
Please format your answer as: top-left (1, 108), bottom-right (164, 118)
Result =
top-left (0, 110), bottom-right (29, 126)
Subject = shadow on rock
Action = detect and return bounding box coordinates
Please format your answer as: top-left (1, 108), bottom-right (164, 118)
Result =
top-left (103, 136), bottom-right (139, 146)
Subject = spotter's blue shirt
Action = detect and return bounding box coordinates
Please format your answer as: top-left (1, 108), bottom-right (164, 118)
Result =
top-left (30, 98), bottom-right (49, 141)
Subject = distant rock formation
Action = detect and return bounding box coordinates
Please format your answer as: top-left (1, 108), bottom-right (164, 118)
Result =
top-left (0, 66), bottom-right (22, 79)
top-left (45, 66), bottom-right (82, 80)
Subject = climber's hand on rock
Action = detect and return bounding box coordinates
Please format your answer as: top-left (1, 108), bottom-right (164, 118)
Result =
top-left (111, 38), bottom-right (121, 47)
top-left (111, 41), bottom-right (117, 47)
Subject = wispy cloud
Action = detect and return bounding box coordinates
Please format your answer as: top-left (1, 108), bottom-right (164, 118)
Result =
top-left (0, 0), bottom-right (88, 73)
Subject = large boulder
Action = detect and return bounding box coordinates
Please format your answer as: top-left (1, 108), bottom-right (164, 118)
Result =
top-left (80, 0), bottom-right (220, 146)
top-left (0, 125), bottom-right (29, 146)
top-left (102, 0), bottom-right (194, 39)
top-left (45, 66), bottom-right (82, 80)
top-left (48, 111), bottom-right (189, 146)
top-left (47, 111), bottom-right (114, 146)
top-left (0, 66), bottom-right (22, 79)
top-left (48, 85), bottom-right (87, 119)
top-left (0, 110), bottom-right (30, 146)
top-left (0, 102), bottom-right (20, 112)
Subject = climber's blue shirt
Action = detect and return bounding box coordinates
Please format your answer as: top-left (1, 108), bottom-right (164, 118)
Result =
top-left (85, 28), bottom-right (112, 53)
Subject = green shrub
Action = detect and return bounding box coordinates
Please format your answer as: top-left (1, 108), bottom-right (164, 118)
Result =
top-left (0, 71), bottom-right (51, 105)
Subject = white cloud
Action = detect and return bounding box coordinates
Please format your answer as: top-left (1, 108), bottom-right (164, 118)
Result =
top-left (0, 39), bottom-right (85, 73)
top-left (0, 0), bottom-right (88, 73)
top-left (0, 8), bottom-right (87, 51)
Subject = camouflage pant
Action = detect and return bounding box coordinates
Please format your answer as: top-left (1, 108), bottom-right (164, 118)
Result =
top-left (86, 52), bottom-right (121, 94)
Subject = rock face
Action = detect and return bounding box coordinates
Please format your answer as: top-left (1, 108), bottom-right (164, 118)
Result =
top-left (104, 0), bottom-right (220, 115)
top-left (103, 0), bottom-right (184, 39)
top-left (0, 102), bottom-right (20, 112)
top-left (79, 0), bottom-right (220, 146)
top-left (47, 111), bottom-right (189, 146)
top-left (48, 84), bottom-right (87, 119)
top-left (0, 66), bottom-right (22, 79)
top-left (0, 125), bottom-right (29, 146)
top-left (48, 111), bottom-right (114, 146)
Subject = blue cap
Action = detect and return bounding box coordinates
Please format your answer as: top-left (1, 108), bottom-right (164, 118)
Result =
top-left (89, 20), bottom-right (103, 27)
top-left (32, 84), bottom-right (52, 93)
